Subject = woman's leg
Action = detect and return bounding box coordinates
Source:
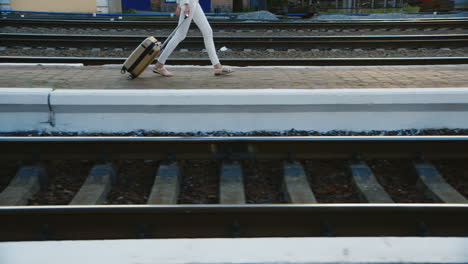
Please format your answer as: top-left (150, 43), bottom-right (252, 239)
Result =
top-left (157, 5), bottom-right (193, 65)
top-left (192, 3), bottom-right (220, 66)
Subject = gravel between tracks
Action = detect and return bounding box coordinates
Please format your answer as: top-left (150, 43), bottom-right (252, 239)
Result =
top-left (366, 159), bottom-right (433, 203)
top-left (243, 160), bottom-right (286, 203)
top-left (1, 47), bottom-right (466, 58)
top-left (2, 26), bottom-right (466, 36)
top-left (3, 129), bottom-right (468, 137)
top-left (432, 160), bottom-right (468, 198)
top-left (28, 160), bottom-right (94, 205)
top-left (303, 159), bottom-right (361, 203)
top-left (106, 160), bottom-right (157, 204)
top-left (178, 160), bottom-right (219, 204)
top-left (0, 161), bottom-right (20, 193)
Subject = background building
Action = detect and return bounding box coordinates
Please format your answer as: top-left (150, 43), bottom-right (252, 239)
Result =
top-left (2, 0), bottom-right (122, 13)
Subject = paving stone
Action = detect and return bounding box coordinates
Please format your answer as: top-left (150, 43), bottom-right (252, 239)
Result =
top-left (0, 65), bottom-right (467, 90)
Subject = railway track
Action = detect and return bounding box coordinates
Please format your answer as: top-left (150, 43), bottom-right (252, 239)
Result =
top-left (2, 33), bottom-right (467, 49)
top-left (1, 136), bottom-right (468, 241)
top-left (2, 17), bottom-right (468, 31)
top-left (0, 56), bottom-right (468, 67)
top-left (2, 56), bottom-right (468, 66)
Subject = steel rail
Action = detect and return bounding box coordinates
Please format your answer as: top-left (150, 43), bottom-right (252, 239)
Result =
top-left (2, 18), bottom-right (468, 30)
top-left (1, 33), bottom-right (467, 49)
top-left (2, 56), bottom-right (468, 66)
top-left (1, 136), bottom-right (468, 160)
top-left (1, 204), bottom-right (467, 241)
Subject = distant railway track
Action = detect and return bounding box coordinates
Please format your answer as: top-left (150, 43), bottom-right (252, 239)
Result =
top-left (2, 56), bottom-right (468, 66)
top-left (1, 33), bottom-right (467, 49)
top-left (1, 136), bottom-right (468, 241)
top-left (2, 18), bottom-right (468, 31)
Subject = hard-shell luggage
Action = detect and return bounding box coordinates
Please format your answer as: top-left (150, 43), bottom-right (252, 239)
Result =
top-left (121, 15), bottom-right (189, 80)
top-left (121, 36), bottom-right (161, 79)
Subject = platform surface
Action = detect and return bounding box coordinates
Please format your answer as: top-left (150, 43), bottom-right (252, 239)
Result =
top-left (1, 64), bottom-right (467, 89)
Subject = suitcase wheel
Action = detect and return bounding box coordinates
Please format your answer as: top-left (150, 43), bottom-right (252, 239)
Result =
top-left (128, 74), bottom-right (135, 80)
top-left (121, 69), bottom-right (126, 74)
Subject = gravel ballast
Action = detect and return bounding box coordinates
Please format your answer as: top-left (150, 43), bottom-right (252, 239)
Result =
top-left (1, 47), bottom-right (466, 58)
top-left (432, 160), bottom-right (468, 198)
top-left (105, 160), bottom-right (157, 204)
top-left (243, 160), bottom-right (286, 203)
top-left (366, 159), bottom-right (433, 203)
top-left (303, 159), bottom-right (361, 203)
top-left (178, 160), bottom-right (219, 204)
top-left (0, 161), bottom-right (20, 193)
top-left (28, 160), bottom-right (94, 205)
top-left (3, 129), bottom-right (468, 137)
top-left (3, 26), bottom-right (466, 36)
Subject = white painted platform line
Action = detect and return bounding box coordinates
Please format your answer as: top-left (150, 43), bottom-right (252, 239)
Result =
top-left (3, 87), bottom-right (468, 133)
top-left (1, 237), bottom-right (468, 264)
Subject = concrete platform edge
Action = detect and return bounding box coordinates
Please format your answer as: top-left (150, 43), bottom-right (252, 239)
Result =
top-left (1, 237), bottom-right (467, 264)
top-left (2, 88), bottom-right (468, 133)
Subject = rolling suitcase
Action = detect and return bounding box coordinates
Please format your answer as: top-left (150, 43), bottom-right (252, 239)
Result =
top-left (121, 16), bottom-right (189, 80)
top-left (121, 36), bottom-right (161, 79)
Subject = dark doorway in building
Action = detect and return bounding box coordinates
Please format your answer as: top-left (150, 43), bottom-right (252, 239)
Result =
top-left (233, 0), bottom-right (244, 11)
top-left (199, 0), bottom-right (212, 12)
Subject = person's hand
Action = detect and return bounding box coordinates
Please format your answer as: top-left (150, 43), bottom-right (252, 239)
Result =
top-left (175, 6), bottom-right (181, 16)
top-left (184, 4), bottom-right (190, 17)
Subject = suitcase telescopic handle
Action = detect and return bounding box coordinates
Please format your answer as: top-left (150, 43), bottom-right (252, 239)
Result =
top-left (160, 15), bottom-right (189, 51)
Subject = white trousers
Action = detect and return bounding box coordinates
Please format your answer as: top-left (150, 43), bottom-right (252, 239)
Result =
top-left (157, 1), bottom-right (220, 66)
